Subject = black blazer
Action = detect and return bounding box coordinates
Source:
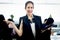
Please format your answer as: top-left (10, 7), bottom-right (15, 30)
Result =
top-left (18, 15), bottom-right (42, 40)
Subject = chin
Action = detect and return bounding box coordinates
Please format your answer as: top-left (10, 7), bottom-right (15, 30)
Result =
top-left (29, 13), bottom-right (32, 15)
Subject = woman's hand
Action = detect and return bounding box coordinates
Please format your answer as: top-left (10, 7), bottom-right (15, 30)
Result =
top-left (4, 19), bottom-right (23, 36)
top-left (8, 21), bottom-right (15, 28)
top-left (3, 20), bottom-right (16, 28)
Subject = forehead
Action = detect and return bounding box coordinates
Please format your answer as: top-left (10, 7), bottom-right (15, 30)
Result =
top-left (26, 3), bottom-right (34, 7)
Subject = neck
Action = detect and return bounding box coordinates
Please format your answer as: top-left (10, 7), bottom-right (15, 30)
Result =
top-left (27, 13), bottom-right (33, 17)
top-left (27, 14), bottom-right (33, 22)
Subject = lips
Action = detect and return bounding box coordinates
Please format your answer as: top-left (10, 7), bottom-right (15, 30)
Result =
top-left (28, 10), bottom-right (33, 13)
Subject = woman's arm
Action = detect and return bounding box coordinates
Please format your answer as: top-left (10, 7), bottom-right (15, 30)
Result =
top-left (8, 19), bottom-right (23, 37)
top-left (13, 20), bottom-right (23, 36)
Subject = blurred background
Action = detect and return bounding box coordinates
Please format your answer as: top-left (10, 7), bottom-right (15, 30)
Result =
top-left (0, 0), bottom-right (60, 40)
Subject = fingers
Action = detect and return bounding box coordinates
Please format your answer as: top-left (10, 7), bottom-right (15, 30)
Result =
top-left (7, 21), bottom-right (12, 24)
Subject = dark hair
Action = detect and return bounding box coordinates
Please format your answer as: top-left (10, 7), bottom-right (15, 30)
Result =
top-left (46, 18), bottom-right (54, 25)
top-left (8, 19), bottom-right (14, 22)
top-left (0, 14), bottom-right (5, 22)
top-left (25, 1), bottom-right (34, 9)
top-left (44, 19), bottom-right (47, 22)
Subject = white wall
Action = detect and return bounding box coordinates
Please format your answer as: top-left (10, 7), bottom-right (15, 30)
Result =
top-left (0, 0), bottom-right (60, 24)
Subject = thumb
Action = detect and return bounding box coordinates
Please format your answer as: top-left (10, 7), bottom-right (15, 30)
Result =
top-left (21, 19), bottom-right (23, 24)
top-left (20, 19), bottom-right (23, 29)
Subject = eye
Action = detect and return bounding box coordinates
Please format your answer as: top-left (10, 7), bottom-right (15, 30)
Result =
top-left (28, 7), bottom-right (30, 9)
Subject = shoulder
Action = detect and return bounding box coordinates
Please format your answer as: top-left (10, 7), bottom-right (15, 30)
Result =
top-left (34, 15), bottom-right (41, 19)
top-left (19, 15), bottom-right (28, 22)
top-left (19, 16), bottom-right (26, 19)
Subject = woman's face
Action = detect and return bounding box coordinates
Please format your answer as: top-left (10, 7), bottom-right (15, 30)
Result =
top-left (25, 3), bottom-right (34, 15)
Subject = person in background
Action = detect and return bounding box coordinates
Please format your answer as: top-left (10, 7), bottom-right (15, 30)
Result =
top-left (0, 14), bottom-right (12, 40)
top-left (8, 19), bottom-right (16, 39)
top-left (41, 18), bottom-right (54, 40)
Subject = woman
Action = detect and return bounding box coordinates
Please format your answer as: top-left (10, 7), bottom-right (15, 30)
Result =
top-left (8, 1), bottom-right (42, 40)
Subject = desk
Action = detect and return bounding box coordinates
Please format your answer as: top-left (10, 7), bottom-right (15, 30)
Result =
top-left (51, 27), bottom-right (60, 40)
top-left (51, 35), bottom-right (60, 40)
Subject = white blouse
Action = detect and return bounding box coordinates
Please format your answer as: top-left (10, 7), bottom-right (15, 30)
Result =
top-left (30, 23), bottom-right (36, 37)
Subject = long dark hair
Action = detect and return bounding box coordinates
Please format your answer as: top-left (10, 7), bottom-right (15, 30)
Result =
top-left (0, 14), bottom-right (5, 23)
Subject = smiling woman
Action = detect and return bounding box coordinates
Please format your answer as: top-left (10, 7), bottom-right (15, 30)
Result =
top-left (6, 1), bottom-right (43, 40)
top-left (0, 0), bottom-right (60, 40)
top-left (0, 0), bottom-right (60, 24)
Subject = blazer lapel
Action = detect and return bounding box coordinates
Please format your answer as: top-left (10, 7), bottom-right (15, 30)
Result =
top-left (25, 15), bottom-right (32, 31)
top-left (25, 15), bottom-right (37, 37)
top-left (32, 15), bottom-right (37, 36)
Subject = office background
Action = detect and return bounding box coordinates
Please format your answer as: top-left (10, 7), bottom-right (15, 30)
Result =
top-left (0, 0), bottom-right (60, 40)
